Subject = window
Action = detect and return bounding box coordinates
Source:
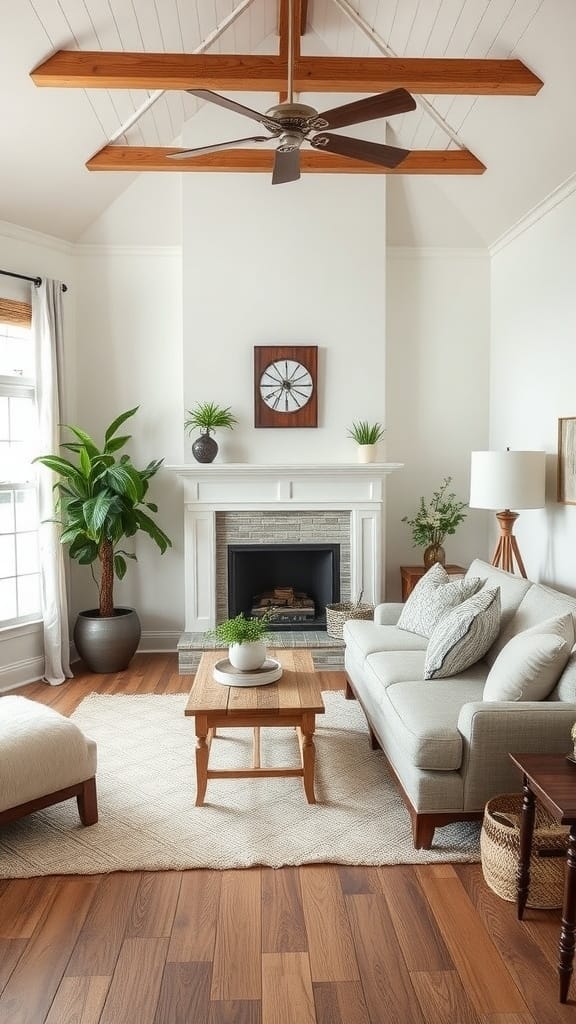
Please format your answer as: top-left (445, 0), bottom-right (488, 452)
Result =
top-left (0, 302), bottom-right (41, 626)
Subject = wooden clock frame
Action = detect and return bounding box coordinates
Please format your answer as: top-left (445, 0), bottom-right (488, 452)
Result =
top-left (254, 345), bottom-right (318, 428)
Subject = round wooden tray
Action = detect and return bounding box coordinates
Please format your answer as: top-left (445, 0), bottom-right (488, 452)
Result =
top-left (213, 657), bottom-right (283, 687)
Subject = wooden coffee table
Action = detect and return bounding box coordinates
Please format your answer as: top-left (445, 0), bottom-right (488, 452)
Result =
top-left (185, 649), bottom-right (325, 806)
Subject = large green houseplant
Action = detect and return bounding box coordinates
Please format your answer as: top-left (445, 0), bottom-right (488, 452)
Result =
top-left (35, 406), bottom-right (172, 673)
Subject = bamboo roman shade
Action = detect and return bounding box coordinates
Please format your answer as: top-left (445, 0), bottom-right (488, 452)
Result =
top-left (0, 298), bottom-right (32, 328)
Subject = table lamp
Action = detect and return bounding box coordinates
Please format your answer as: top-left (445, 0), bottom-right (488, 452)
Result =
top-left (469, 450), bottom-right (546, 577)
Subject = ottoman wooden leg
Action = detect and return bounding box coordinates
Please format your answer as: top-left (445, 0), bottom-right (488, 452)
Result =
top-left (77, 777), bottom-right (98, 826)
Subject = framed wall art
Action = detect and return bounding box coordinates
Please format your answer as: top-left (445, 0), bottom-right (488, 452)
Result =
top-left (557, 417), bottom-right (576, 504)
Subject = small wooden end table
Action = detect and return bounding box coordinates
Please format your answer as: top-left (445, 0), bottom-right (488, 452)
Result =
top-left (510, 752), bottom-right (576, 1003)
top-left (185, 649), bottom-right (325, 806)
top-left (400, 564), bottom-right (466, 601)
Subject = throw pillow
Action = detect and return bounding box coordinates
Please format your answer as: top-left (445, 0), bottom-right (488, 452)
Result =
top-left (397, 563), bottom-right (483, 639)
top-left (425, 587), bottom-right (501, 680)
top-left (483, 613), bottom-right (575, 702)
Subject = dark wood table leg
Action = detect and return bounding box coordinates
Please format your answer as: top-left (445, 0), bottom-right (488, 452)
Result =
top-left (517, 775), bottom-right (536, 920)
top-left (559, 825), bottom-right (576, 1003)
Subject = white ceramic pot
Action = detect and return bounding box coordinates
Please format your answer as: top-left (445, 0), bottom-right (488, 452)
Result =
top-left (357, 444), bottom-right (376, 464)
top-left (228, 641), bottom-right (267, 671)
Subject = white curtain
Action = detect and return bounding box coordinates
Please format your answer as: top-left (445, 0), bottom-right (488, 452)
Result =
top-left (32, 279), bottom-right (73, 685)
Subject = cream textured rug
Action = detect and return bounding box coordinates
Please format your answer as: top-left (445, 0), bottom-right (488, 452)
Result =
top-left (0, 692), bottom-right (480, 877)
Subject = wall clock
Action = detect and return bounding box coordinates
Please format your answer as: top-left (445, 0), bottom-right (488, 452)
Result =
top-left (254, 345), bottom-right (318, 428)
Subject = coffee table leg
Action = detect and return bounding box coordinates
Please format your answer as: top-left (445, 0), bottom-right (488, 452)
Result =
top-left (517, 776), bottom-right (536, 920)
top-left (253, 727), bottom-right (261, 769)
top-left (195, 715), bottom-right (209, 807)
top-left (559, 825), bottom-right (576, 1003)
top-left (301, 712), bottom-right (316, 804)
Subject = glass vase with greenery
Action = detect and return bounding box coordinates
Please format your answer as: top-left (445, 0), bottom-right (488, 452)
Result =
top-left (402, 477), bottom-right (467, 558)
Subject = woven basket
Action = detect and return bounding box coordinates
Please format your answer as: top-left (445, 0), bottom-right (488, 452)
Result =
top-left (481, 793), bottom-right (568, 909)
top-left (325, 602), bottom-right (374, 640)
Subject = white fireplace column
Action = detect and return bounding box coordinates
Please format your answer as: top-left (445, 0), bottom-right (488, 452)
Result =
top-left (168, 463), bottom-right (403, 632)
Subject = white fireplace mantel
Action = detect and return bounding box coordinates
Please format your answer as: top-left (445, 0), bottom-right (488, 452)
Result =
top-left (167, 463), bottom-right (403, 631)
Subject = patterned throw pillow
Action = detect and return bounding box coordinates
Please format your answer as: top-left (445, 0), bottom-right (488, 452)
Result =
top-left (424, 587), bottom-right (501, 679)
top-left (397, 563), bottom-right (483, 639)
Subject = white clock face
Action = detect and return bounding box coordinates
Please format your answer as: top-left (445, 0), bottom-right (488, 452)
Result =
top-left (259, 359), bottom-right (314, 413)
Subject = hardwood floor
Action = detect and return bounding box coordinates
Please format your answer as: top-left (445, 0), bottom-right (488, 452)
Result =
top-left (0, 653), bottom-right (573, 1023)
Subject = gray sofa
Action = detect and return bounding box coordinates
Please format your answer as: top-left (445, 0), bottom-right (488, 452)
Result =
top-left (343, 559), bottom-right (576, 849)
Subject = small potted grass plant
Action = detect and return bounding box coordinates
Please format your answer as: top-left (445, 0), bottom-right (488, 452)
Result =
top-left (347, 421), bottom-right (385, 464)
top-left (184, 401), bottom-right (237, 464)
top-left (207, 612), bottom-right (273, 670)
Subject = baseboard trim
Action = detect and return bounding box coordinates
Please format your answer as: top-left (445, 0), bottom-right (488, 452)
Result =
top-left (0, 655), bottom-right (45, 692)
top-left (139, 631), bottom-right (181, 652)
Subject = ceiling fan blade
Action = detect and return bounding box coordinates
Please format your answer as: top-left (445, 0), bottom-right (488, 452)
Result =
top-left (313, 89), bottom-right (416, 130)
top-left (310, 133), bottom-right (410, 169)
top-left (272, 148), bottom-right (301, 185)
top-left (187, 89), bottom-right (281, 130)
top-left (168, 136), bottom-right (270, 159)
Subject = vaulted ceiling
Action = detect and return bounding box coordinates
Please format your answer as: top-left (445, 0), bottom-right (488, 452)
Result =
top-left (1, 1), bottom-right (574, 244)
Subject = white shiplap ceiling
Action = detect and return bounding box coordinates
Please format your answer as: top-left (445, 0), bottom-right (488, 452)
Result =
top-left (0, 0), bottom-right (573, 244)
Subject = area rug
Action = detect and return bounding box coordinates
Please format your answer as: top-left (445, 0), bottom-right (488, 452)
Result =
top-left (0, 692), bottom-right (480, 877)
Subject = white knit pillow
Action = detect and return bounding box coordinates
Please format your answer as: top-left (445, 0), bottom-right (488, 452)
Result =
top-left (398, 563), bottom-right (483, 639)
top-left (483, 614), bottom-right (574, 702)
top-left (425, 587), bottom-right (501, 679)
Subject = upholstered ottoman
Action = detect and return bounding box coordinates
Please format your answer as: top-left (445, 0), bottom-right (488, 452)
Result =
top-left (0, 696), bottom-right (98, 826)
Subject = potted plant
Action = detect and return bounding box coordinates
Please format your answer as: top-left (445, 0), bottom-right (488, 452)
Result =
top-left (347, 421), bottom-right (385, 463)
top-left (207, 612), bottom-right (273, 670)
top-left (184, 401), bottom-right (237, 464)
top-left (402, 476), bottom-right (467, 568)
top-left (35, 407), bottom-right (172, 673)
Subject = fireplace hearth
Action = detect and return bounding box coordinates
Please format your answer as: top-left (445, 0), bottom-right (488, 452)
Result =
top-left (228, 543), bottom-right (340, 632)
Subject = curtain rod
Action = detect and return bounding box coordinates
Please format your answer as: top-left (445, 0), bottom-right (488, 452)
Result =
top-left (0, 268), bottom-right (68, 293)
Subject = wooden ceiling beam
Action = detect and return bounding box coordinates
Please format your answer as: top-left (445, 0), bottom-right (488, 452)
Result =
top-left (31, 52), bottom-right (543, 95)
top-left (86, 146), bottom-right (486, 175)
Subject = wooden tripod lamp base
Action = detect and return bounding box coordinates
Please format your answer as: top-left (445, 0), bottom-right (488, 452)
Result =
top-left (491, 510), bottom-right (527, 578)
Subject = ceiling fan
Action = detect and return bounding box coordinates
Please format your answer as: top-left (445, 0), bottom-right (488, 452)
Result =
top-left (168, 2), bottom-right (416, 184)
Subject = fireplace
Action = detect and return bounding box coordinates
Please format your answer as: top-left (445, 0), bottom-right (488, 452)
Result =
top-left (228, 543), bottom-right (340, 631)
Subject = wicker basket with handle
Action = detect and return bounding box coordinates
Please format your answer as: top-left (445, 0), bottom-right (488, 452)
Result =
top-left (481, 793), bottom-right (568, 909)
top-left (325, 596), bottom-right (374, 640)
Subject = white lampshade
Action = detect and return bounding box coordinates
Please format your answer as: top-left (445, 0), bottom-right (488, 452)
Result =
top-left (469, 450), bottom-right (546, 510)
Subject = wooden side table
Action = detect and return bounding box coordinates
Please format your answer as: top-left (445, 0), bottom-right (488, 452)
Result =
top-left (400, 564), bottom-right (466, 601)
top-left (510, 752), bottom-right (576, 1003)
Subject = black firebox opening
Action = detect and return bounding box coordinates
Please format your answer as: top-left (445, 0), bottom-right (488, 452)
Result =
top-left (227, 543), bottom-right (340, 632)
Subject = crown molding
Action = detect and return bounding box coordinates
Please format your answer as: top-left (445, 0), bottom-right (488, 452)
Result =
top-left (76, 243), bottom-right (182, 257)
top-left (489, 171), bottom-right (576, 256)
top-left (0, 218), bottom-right (74, 255)
top-left (387, 245), bottom-right (488, 261)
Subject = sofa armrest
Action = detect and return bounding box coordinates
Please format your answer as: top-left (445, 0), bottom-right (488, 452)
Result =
top-left (457, 701), bottom-right (576, 811)
top-left (374, 603), bottom-right (404, 625)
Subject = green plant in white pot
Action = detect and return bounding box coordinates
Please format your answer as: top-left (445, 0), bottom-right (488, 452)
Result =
top-left (207, 613), bottom-right (273, 671)
top-left (35, 407), bottom-right (172, 673)
top-left (347, 421), bottom-right (385, 464)
top-left (184, 401), bottom-right (237, 464)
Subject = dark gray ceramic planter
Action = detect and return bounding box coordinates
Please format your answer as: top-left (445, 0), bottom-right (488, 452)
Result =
top-left (73, 607), bottom-right (141, 673)
top-left (192, 432), bottom-right (218, 463)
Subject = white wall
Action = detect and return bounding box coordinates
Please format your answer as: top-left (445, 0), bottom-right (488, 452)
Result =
top-left (73, 247), bottom-right (184, 642)
top-left (490, 182), bottom-right (576, 592)
top-left (385, 248), bottom-right (490, 599)
top-left (0, 220), bottom-right (76, 687)
top-left (182, 172), bottom-right (388, 464)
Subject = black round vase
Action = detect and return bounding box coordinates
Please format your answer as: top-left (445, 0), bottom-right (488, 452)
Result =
top-left (192, 432), bottom-right (218, 463)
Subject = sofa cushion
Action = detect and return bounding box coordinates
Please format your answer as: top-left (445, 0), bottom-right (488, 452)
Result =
top-left (425, 587), bottom-right (501, 679)
top-left (489, 583), bottom-right (576, 664)
top-left (483, 614), bottom-right (575, 702)
top-left (397, 563), bottom-right (482, 638)
top-left (383, 670), bottom-right (487, 770)
top-left (343, 620), bottom-right (428, 664)
top-left (364, 651), bottom-right (428, 694)
top-left (549, 651), bottom-right (576, 702)
top-left (465, 560), bottom-right (531, 666)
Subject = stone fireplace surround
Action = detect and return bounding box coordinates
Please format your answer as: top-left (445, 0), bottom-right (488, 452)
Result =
top-left (169, 463), bottom-right (403, 634)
